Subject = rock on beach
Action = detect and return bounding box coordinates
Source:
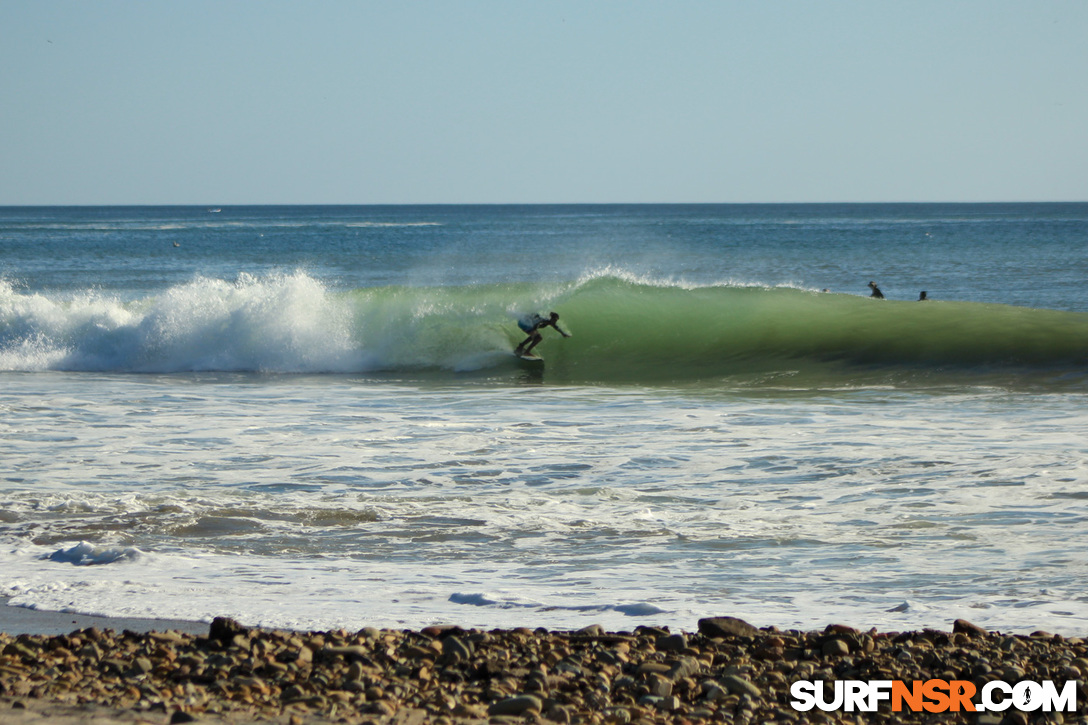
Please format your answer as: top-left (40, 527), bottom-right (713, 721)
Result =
top-left (0, 617), bottom-right (1086, 724)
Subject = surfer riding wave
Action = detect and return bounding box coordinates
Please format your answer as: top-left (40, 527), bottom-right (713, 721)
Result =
top-left (514, 311), bottom-right (570, 357)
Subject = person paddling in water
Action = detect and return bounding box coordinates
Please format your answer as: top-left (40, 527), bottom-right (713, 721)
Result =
top-left (868, 281), bottom-right (885, 299)
top-left (514, 311), bottom-right (570, 357)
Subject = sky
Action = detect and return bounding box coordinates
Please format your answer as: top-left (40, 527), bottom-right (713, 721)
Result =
top-left (2, 1), bottom-right (1086, 205)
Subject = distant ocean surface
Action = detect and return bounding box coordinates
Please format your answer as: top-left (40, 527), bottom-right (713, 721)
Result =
top-left (2, 203), bottom-right (1088, 635)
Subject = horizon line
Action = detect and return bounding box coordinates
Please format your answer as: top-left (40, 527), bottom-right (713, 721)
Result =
top-left (3, 200), bottom-right (1088, 209)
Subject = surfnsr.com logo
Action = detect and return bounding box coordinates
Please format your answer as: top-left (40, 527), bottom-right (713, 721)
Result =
top-left (790, 679), bottom-right (1077, 714)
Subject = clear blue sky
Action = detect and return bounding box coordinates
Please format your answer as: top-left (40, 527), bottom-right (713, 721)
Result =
top-left (3, 1), bottom-right (1086, 205)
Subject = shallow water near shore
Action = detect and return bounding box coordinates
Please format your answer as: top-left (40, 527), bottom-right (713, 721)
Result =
top-left (2, 204), bottom-right (1088, 635)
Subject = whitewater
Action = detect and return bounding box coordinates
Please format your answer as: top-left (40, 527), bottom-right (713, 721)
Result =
top-left (2, 203), bottom-right (1088, 636)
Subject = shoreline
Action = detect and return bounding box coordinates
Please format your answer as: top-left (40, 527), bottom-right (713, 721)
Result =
top-left (0, 598), bottom-right (209, 638)
top-left (2, 610), bottom-right (1086, 724)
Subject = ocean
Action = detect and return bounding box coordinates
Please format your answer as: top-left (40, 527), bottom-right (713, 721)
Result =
top-left (2, 203), bottom-right (1087, 635)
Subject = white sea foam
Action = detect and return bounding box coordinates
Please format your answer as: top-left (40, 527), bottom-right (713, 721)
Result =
top-left (2, 371), bottom-right (1088, 635)
top-left (0, 274), bottom-right (365, 373)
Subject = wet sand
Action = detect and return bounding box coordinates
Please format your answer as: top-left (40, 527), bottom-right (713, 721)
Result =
top-left (0, 598), bottom-right (209, 638)
top-left (0, 600), bottom-right (215, 725)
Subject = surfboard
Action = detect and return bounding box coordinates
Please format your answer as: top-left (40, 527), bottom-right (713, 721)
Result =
top-left (515, 352), bottom-right (543, 362)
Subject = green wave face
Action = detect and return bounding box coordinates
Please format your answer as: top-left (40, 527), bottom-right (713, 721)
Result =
top-left (347, 275), bottom-right (1088, 387)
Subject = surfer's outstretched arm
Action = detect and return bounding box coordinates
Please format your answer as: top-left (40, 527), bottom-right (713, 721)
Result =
top-left (542, 312), bottom-right (571, 337)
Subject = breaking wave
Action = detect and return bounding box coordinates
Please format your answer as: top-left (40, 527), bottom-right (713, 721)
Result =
top-left (4, 272), bottom-right (1088, 386)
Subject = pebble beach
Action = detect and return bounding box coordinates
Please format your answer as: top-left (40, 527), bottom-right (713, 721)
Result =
top-left (2, 611), bottom-right (1087, 725)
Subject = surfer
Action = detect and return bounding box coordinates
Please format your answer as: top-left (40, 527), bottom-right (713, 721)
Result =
top-left (868, 281), bottom-right (884, 299)
top-left (514, 312), bottom-right (570, 357)
top-left (918, 291), bottom-right (928, 301)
